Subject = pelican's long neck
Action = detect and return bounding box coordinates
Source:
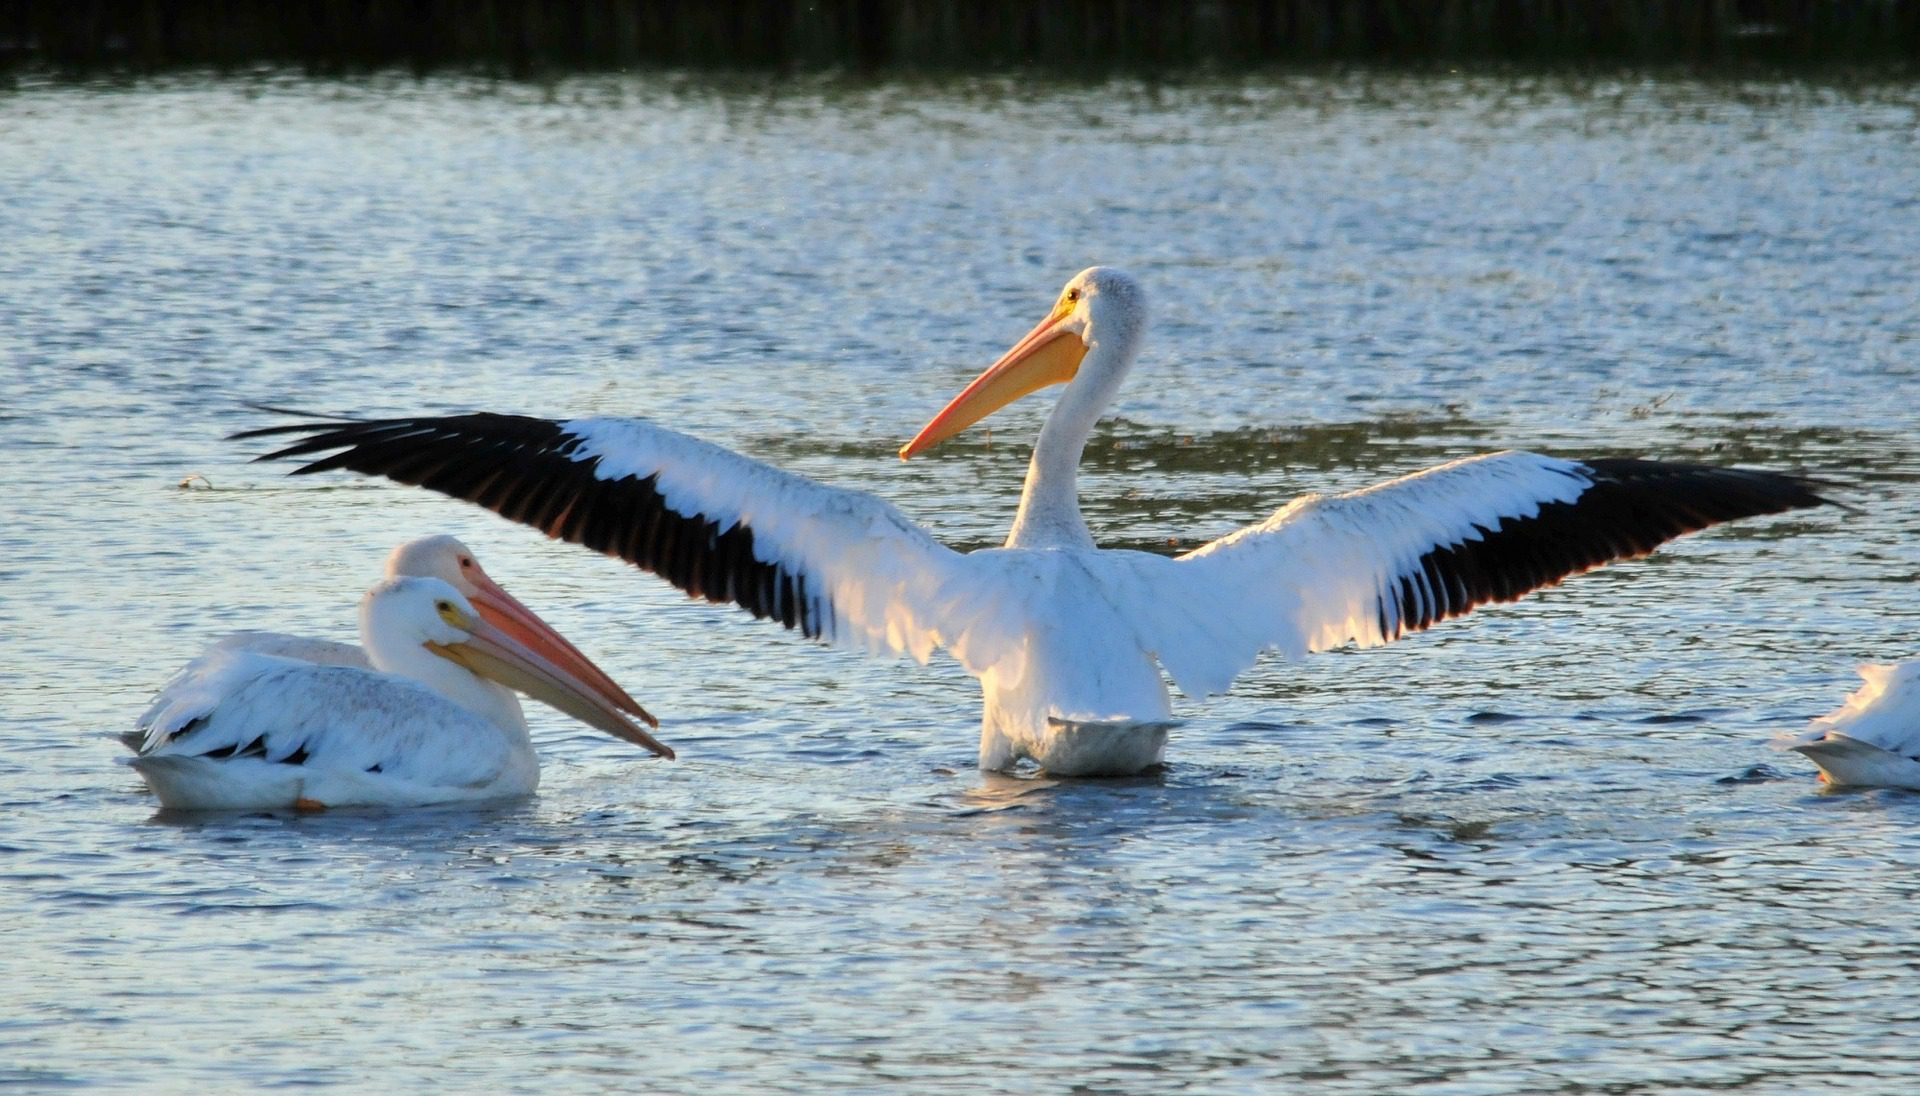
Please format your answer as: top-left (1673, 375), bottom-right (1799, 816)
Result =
top-left (362, 620), bottom-right (528, 738)
top-left (1005, 324), bottom-right (1140, 550)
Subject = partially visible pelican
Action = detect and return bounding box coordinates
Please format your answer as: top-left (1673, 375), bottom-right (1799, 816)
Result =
top-left (1782, 660), bottom-right (1920, 789)
top-left (201, 534), bottom-right (651, 722)
top-left (129, 576), bottom-right (670, 811)
top-left (242, 267), bottom-right (1832, 777)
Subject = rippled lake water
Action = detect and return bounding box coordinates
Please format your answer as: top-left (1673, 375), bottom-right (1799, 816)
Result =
top-left (3, 70), bottom-right (1918, 1092)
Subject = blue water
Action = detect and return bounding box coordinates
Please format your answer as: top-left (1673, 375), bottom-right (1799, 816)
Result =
top-left (2, 71), bottom-right (1917, 1092)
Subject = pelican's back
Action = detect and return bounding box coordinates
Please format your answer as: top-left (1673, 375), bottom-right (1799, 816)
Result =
top-left (129, 647), bottom-right (528, 810)
top-left (205, 630), bottom-right (371, 668)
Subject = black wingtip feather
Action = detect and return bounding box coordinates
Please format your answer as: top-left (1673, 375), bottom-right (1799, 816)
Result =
top-left (1381, 457), bottom-right (1833, 639)
top-left (243, 410), bottom-right (832, 640)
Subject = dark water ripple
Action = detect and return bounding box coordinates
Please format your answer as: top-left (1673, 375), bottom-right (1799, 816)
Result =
top-left (0, 72), bottom-right (1917, 1093)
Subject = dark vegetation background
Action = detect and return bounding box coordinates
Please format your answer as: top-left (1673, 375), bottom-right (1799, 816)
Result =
top-left (6, 0), bottom-right (1918, 73)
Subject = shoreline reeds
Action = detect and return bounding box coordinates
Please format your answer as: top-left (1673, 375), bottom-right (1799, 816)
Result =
top-left (5, 1), bottom-right (1917, 75)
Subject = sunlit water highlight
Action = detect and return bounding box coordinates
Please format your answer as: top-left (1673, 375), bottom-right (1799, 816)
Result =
top-left (2, 72), bottom-right (1918, 1092)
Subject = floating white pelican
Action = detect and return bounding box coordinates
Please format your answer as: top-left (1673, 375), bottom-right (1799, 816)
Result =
top-left (244, 267), bottom-right (1830, 776)
top-left (1781, 660), bottom-right (1920, 789)
top-left (130, 574), bottom-right (670, 811)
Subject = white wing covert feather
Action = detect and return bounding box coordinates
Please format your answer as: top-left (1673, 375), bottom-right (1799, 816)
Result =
top-left (1180, 452), bottom-right (1590, 657)
top-left (134, 647), bottom-right (514, 788)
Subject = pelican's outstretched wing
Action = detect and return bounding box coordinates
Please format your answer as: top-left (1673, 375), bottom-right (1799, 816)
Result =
top-left (1121, 452), bottom-right (1830, 698)
top-left (240, 413), bottom-right (1021, 672)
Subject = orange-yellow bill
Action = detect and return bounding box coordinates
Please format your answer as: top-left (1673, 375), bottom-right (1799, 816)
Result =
top-left (462, 572), bottom-right (656, 727)
top-left (899, 303), bottom-right (1088, 460)
top-left (429, 614), bottom-right (673, 760)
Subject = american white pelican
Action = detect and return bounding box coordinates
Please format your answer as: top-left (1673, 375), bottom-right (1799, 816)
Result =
top-left (242, 267), bottom-right (1831, 776)
top-left (1781, 660), bottom-right (1920, 789)
top-left (129, 575), bottom-right (671, 811)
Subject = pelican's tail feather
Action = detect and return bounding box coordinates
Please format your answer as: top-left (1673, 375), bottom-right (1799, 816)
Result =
top-left (1788, 733), bottom-right (1920, 790)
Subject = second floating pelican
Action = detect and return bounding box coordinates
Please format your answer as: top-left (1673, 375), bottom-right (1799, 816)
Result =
top-left (244, 267), bottom-right (1831, 776)
top-left (201, 534), bottom-right (651, 723)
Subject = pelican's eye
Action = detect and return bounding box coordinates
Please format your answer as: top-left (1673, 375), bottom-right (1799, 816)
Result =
top-left (434, 600), bottom-right (465, 627)
top-left (1065, 288), bottom-right (1081, 304)
top-left (459, 557), bottom-right (473, 569)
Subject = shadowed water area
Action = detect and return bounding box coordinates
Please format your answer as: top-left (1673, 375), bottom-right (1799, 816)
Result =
top-left (2, 71), bottom-right (1918, 1092)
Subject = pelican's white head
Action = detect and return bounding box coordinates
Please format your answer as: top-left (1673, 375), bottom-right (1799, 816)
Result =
top-left (1062, 265), bottom-right (1146, 349)
top-left (360, 576), bottom-right (483, 663)
top-left (900, 266), bottom-right (1147, 459)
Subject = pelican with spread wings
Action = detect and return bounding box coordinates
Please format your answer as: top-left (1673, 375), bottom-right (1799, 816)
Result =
top-left (244, 267), bottom-right (1830, 776)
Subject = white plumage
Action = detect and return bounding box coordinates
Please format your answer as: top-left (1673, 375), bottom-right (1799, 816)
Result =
top-left (247, 267), bottom-right (1830, 777)
top-left (1782, 660), bottom-right (1920, 789)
